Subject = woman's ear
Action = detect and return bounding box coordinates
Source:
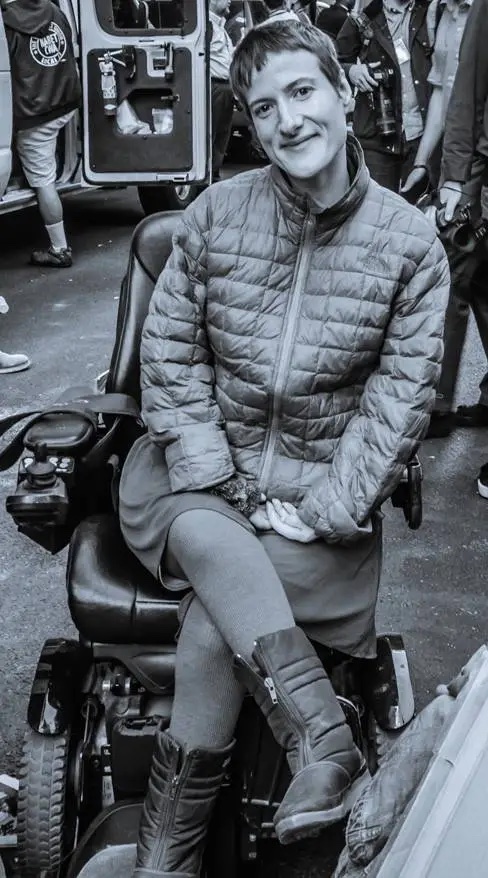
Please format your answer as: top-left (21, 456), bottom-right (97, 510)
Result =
top-left (337, 70), bottom-right (353, 108)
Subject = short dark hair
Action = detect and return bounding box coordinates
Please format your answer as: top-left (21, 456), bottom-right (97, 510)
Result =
top-left (230, 21), bottom-right (343, 113)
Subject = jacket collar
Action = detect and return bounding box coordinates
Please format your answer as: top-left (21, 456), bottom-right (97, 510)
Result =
top-left (269, 135), bottom-right (370, 236)
top-left (363, 0), bottom-right (428, 20)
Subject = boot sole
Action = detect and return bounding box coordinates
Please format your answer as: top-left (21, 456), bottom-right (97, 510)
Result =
top-left (275, 766), bottom-right (371, 845)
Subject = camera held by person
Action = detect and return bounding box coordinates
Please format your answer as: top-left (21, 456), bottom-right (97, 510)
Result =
top-left (367, 63), bottom-right (396, 139)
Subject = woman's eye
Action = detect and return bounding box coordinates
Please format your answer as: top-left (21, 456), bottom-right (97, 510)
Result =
top-left (254, 103), bottom-right (272, 118)
top-left (295, 86), bottom-right (313, 99)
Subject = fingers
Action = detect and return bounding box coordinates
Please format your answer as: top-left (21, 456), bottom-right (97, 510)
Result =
top-left (357, 77), bottom-right (374, 93)
top-left (400, 168), bottom-right (426, 193)
top-left (268, 498), bottom-right (296, 520)
top-left (439, 186), bottom-right (462, 222)
top-left (283, 501), bottom-right (296, 515)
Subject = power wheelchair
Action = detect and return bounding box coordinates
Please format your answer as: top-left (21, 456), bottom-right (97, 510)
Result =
top-left (1, 212), bottom-right (419, 878)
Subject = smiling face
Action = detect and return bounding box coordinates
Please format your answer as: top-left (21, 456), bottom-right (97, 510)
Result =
top-left (245, 49), bottom-right (351, 198)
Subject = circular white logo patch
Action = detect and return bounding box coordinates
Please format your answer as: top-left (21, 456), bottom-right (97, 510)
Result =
top-left (30, 22), bottom-right (67, 68)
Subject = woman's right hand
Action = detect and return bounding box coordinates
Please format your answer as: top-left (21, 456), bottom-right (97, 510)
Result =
top-left (349, 62), bottom-right (378, 93)
top-left (266, 499), bottom-right (318, 543)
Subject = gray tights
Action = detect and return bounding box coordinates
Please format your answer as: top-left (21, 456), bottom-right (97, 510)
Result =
top-left (166, 509), bottom-right (295, 749)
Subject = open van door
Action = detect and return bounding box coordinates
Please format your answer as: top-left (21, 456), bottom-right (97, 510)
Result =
top-left (78, 0), bottom-right (210, 194)
top-left (0, 11), bottom-right (12, 199)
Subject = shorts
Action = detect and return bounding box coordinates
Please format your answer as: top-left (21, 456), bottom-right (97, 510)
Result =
top-left (15, 111), bottom-right (76, 189)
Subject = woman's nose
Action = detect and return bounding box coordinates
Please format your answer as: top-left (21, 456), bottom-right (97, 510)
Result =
top-left (277, 104), bottom-right (302, 136)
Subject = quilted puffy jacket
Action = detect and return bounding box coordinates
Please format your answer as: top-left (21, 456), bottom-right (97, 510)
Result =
top-left (140, 137), bottom-right (449, 542)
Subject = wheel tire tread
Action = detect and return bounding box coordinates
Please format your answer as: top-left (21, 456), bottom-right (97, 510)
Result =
top-left (17, 729), bottom-right (70, 876)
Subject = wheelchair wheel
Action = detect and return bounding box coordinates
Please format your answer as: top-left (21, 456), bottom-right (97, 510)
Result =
top-left (17, 728), bottom-right (75, 876)
top-left (138, 183), bottom-right (201, 215)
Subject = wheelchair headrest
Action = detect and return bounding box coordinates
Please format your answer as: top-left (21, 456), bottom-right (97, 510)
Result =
top-left (106, 210), bottom-right (182, 403)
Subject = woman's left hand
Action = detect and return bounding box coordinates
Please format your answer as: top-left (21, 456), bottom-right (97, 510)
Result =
top-left (266, 498), bottom-right (318, 543)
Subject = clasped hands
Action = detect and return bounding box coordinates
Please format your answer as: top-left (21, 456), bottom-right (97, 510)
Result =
top-left (250, 497), bottom-right (317, 543)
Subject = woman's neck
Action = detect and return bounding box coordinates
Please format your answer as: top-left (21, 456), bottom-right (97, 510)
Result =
top-left (289, 146), bottom-right (350, 212)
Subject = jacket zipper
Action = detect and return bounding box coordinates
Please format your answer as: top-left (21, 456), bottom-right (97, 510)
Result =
top-left (258, 211), bottom-right (316, 493)
top-left (253, 641), bottom-right (314, 767)
top-left (151, 745), bottom-right (190, 867)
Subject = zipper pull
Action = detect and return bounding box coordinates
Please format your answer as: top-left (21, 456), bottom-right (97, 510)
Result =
top-left (169, 772), bottom-right (180, 800)
top-left (264, 676), bottom-right (278, 705)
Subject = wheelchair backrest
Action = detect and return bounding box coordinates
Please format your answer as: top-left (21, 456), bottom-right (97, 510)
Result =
top-left (105, 210), bottom-right (182, 404)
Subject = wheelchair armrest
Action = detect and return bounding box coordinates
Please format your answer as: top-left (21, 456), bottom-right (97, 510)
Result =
top-left (390, 454), bottom-right (423, 530)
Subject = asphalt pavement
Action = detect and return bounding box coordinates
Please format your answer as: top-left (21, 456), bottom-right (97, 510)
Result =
top-left (0, 177), bottom-right (487, 877)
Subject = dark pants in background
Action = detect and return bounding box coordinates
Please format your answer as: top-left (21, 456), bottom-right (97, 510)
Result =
top-left (361, 137), bottom-right (420, 193)
top-left (211, 78), bottom-right (234, 180)
top-left (435, 157), bottom-right (488, 414)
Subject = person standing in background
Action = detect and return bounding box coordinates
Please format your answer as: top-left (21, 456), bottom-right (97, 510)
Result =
top-left (317, 0), bottom-right (355, 45)
top-left (1, 0), bottom-right (81, 268)
top-left (401, 0), bottom-right (479, 438)
top-left (434, 0), bottom-right (488, 431)
top-left (209, 0), bottom-right (235, 180)
top-left (337, 0), bottom-right (434, 192)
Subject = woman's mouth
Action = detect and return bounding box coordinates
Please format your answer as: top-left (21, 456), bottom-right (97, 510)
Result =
top-left (282, 134), bottom-right (316, 150)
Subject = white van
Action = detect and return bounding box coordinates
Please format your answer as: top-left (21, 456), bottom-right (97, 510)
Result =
top-left (0, 0), bottom-right (210, 215)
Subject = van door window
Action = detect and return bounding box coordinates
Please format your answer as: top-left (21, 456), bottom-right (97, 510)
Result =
top-left (95, 0), bottom-right (195, 36)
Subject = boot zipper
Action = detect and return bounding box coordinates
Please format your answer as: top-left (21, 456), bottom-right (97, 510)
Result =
top-left (151, 745), bottom-right (191, 867)
top-left (258, 212), bottom-right (316, 492)
top-left (264, 677), bottom-right (278, 704)
top-left (254, 642), bottom-right (314, 767)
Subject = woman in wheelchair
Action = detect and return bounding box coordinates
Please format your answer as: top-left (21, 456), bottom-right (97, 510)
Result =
top-left (118, 20), bottom-right (449, 878)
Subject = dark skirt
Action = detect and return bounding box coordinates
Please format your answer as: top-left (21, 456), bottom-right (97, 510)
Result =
top-left (119, 434), bottom-right (381, 659)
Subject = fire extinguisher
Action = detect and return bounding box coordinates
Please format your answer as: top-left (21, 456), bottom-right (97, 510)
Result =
top-left (98, 53), bottom-right (118, 116)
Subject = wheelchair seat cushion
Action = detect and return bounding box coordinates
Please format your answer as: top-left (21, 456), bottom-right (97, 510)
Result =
top-left (67, 514), bottom-right (189, 644)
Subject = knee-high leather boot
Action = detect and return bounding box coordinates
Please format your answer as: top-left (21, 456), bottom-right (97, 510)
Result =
top-left (133, 729), bottom-right (234, 877)
top-left (234, 626), bottom-right (369, 845)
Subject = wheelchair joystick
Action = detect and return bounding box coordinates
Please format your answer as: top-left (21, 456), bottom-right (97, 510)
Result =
top-left (6, 441), bottom-right (72, 539)
top-left (25, 442), bottom-right (57, 489)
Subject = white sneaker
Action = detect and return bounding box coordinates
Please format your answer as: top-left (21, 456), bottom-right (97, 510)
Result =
top-left (477, 463), bottom-right (488, 499)
top-left (0, 351), bottom-right (31, 374)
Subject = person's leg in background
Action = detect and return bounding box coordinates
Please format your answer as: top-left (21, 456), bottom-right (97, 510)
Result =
top-left (361, 145), bottom-right (402, 192)
top-left (210, 78), bottom-right (235, 181)
top-left (132, 509), bottom-right (365, 877)
top-left (456, 261), bottom-right (488, 426)
top-left (427, 247), bottom-right (478, 436)
top-left (428, 159), bottom-right (488, 436)
top-left (15, 114), bottom-right (74, 268)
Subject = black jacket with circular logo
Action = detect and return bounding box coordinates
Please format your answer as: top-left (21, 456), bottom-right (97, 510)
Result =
top-left (3, 0), bottom-right (81, 131)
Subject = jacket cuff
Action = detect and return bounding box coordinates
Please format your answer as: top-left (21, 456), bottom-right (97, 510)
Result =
top-left (441, 157), bottom-right (470, 185)
top-left (299, 494), bottom-right (373, 542)
top-left (164, 425), bottom-right (235, 493)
